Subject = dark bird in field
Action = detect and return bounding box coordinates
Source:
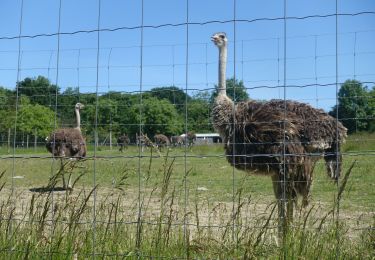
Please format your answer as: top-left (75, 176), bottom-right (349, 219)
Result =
top-left (46, 102), bottom-right (86, 189)
top-left (117, 134), bottom-right (130, 152)
top-left (185, 131), bottom-right (197, 147)
top-left (210, 32), bottom-right (347, 222)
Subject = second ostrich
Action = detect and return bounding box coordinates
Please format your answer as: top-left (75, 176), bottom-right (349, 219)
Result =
top-left (211, 32), bottom-right (347, 222)
top-left (46, 102), bottom-right (86, 189)
top-left (117, 134), bottom-right (130, 152)
top-left (154, 134), bottom-right (170, 151)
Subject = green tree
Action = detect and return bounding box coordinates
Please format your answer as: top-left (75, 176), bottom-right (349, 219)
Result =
top-left (187, 91), bottom-right (213, 133)
top-left (210, 77), bottom-right (249, 103)
top-left (0, 87), bottom-right (16, 135)
top-left (330, 79), bottom-right (374, 133)
top-left (100, 91), bottom-right (136, 139)
top-left (84, 98), bottom-right (120, 142)
top-left (17, 96), bottom-right (56, 138)
top-left (57, 87), bottom-right (81, 125)
top-left (368, 86), bottom-right (375, 132)
top-left (150, 86), bottom-right (191, 113)
top-left (17, 76), bottom-right (60, 106)
top-left (129, 96), bottom-right (183, 137)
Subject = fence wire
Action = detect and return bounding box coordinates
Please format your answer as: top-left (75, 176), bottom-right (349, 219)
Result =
top-left (0, 0), bottom-right (374, 259)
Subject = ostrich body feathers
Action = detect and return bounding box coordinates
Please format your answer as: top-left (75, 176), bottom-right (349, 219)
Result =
top-left (212, 97), bottom-right (347, 201)
top-left (154, 134), bottom-right (170, 146)
top-left (46, 128), bottom-right (86, 158)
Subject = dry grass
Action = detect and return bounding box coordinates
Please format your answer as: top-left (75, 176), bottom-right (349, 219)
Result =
top-left (0, 134), bottom-right (374, 258)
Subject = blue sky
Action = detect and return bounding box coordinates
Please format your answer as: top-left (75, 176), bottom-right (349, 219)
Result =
top-left (0, 0), bottom-right (374, 111)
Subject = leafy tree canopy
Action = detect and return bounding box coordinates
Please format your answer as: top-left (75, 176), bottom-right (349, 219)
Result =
top-left (186, 91), bottom-right (213, 133)
top-left (329, 79), bottom-right (374, 133)
top-left (17, 96), bottom-right (56, 137)
top-left (129, 96), bottom-right (183, 137)
top-left (150, 86), bottom-right (190, 113)
top-left (210, 77), bottom-right (249, 103)
top-left (17, 76), bottom-right (60, 107)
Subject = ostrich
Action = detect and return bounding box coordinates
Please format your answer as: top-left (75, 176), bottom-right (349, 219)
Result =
top-left (136, 132), bottom-right (153, 152)
top-left (117, 134), bottom-right (130, 152)
top-left (210, 32), bottom-right (347, 223)
top-left (185, 131), bottom-right (197, 147)
top-left (171, 135), bottom-right (184, 147)
top-left (154, 134), bottom-right (170, 151)
top-left (46, 102), bottom-right (86, 189)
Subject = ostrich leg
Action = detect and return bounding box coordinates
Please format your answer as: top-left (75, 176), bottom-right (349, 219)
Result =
top-left (272, 174), bottom-right (286, 236)
top-left (271, 172), bottom-right (295, 237)
top-left (60, 159), bottom-right (68, 190)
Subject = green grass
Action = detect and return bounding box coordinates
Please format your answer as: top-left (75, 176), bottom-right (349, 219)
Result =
top-left (0, 133), bottom-right (374, 258)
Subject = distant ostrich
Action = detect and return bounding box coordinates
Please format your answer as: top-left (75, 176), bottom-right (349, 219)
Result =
top-left (211, 32), bottom-right (347, 221)
top-left (171, 135), bottom-right (184, 147)
top-left (117, 134), bottom-right (130, 152)
top-left (154, 134), bottom-right (170, 151)
top-left (136, 132), bottom-right (153, 152)
top-left (186, 131), bottom-right (197, 147)
top-left (46, 103), bottom-right (86, 189)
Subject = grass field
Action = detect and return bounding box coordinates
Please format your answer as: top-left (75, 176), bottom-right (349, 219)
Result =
top-left (0, 133), bottom-right (374, 258)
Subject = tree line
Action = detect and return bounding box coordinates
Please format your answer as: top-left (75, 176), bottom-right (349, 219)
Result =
top-left (0, 76), bottom-right (249, 146)
top-left (0, 76), bottom-right (374, 147)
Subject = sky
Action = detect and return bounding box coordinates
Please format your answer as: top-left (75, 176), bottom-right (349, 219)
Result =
top-left (0, 0), bottom-right (374, 111)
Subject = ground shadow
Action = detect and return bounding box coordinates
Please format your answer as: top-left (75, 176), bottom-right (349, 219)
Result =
top-left (29, 186), bottom-right (70, 193)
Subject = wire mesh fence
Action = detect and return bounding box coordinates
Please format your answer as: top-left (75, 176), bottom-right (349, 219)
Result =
top-left (0, 0), bottom-right (374, 258)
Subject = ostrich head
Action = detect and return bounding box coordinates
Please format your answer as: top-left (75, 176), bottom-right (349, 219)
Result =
top-left (211, 32), bottom-right (227, 48)
top-left (75, 103), bottom-right (84, 110)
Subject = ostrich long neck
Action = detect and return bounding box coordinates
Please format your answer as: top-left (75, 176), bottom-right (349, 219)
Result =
top-left (75, 108), bottom-right (81, 131)
top-left (218, 45), bottom-right (227, 96)
top-left (212, 42), bottom-right (234, 140)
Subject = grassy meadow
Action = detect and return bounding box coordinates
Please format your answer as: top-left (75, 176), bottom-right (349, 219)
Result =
top-left (0, 133), bottom-right (374, 258)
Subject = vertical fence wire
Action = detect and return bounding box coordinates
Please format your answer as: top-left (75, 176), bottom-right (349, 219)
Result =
top-left (136, 0), bottom-right (144, 255)
top-left (241, 40), bottom-right (244, 83)
top-left (353, 32), bottom-right (357, 80)
top-left (107, 48), bottom-right (113, 150)
top-left (183, 0), bottom-right (189, 255)
top-left (47, 51), bottom-right (54, 87)
top-left (51, 0), bottom-right (62, 252)
top-left (281, 0), bottom-right (288, 250)
top-left (77, 49), bottom-right (81, 102)
top-left (277, 37), bottom-right (281, 99)
top-left (12, 0), bottom-right (24, 197)
top-left (314, 35), bottom-right (319, 107)
top-left (9, 0), bottom-right (24, 254)
top-left (231, 0), bottom-right (238, 245)
top-left (335, 0), bottom-right (341, 259)
top-left (92, 0), bottom-right (102, 257)
top-left (353, 32), bottom-right (358, 133)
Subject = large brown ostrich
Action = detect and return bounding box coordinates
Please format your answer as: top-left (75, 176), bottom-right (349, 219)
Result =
top-left (46, 102), bottom-right (86, 189)
top-left (117, 134), bottom-right (130, 152)
top-left (154, 134), bottom-right (170, 151)
top-left (210, 32), bottom-right (347, 222)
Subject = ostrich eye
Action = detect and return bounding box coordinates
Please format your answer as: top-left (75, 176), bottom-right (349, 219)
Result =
top-left (219, 35), bottom-right (225, 39)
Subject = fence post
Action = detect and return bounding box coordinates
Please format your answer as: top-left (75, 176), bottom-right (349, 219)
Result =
top-left (34, 129), bottom-right (37, 151)
top-left (7, 128), bottom-right (11, 153)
